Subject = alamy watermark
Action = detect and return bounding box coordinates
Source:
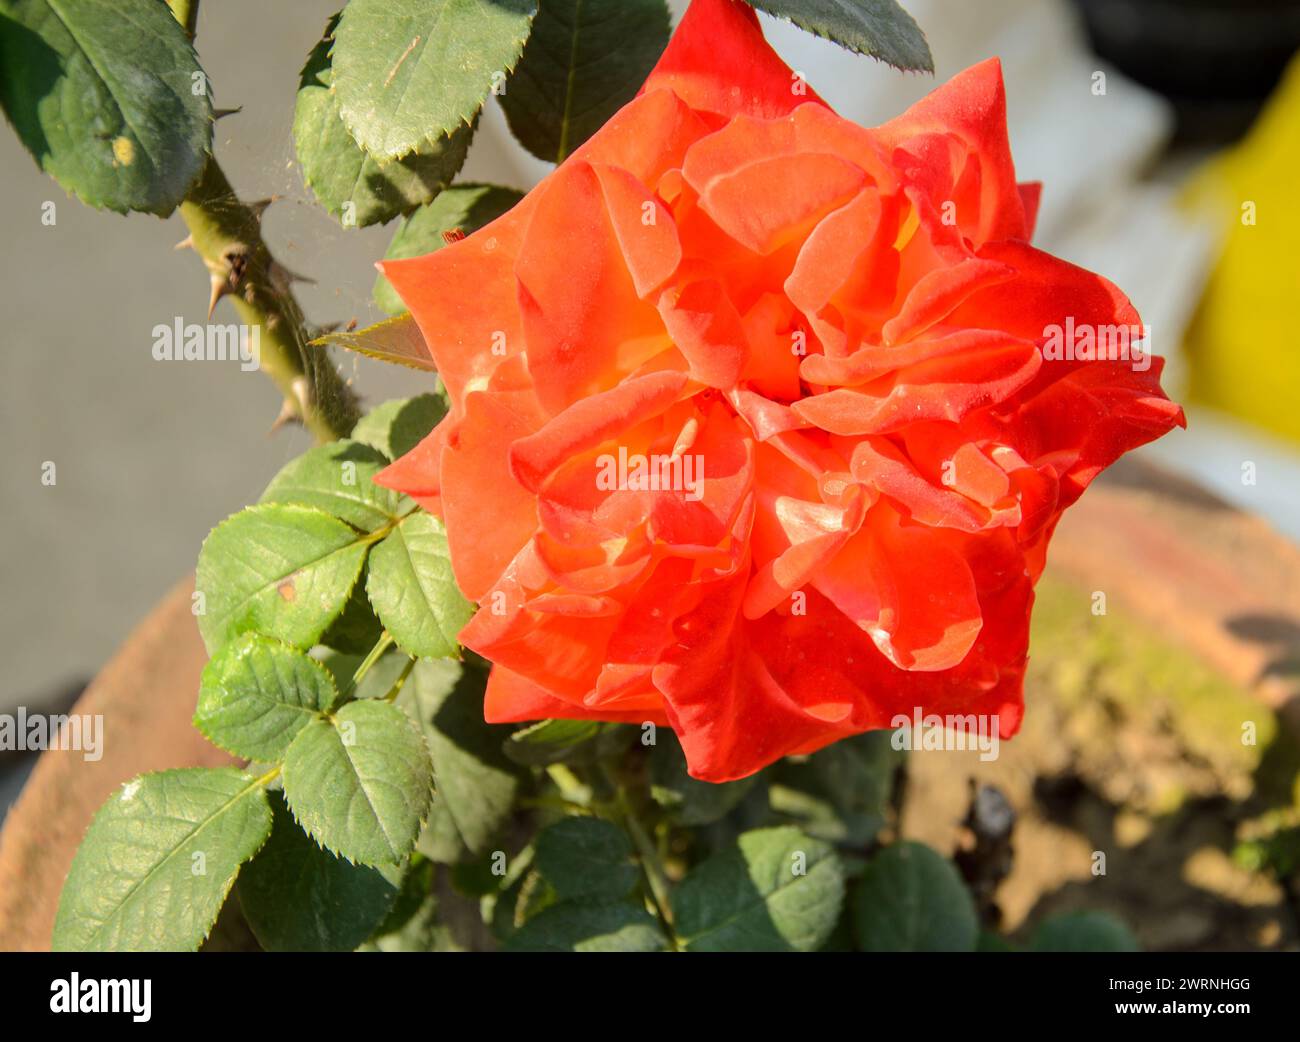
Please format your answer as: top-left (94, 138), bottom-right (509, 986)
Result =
top-left (50, 974), bottom-right (150, 1022)
top-left (0, 707), bottom-right (103, 761)
top-left (595, 447), bottom-right (704, 502)
top-left (1042, 317), bottom-right (1152, 372)
top-left (152, 318), bottom-right (260, 371)
top-left (890, 708), bottom-right (1000, 762)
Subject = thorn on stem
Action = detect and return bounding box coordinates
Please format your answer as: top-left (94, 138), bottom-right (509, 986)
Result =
top-left (207, 273), bottom-right (233, 319)
top-left (268, 260), bottom-right (315, 295)
top-left (269, 376), bottom-right (312, 435)
top-left (247, 196), bottom-right (279, 222)
top-left (268, 397), bottom-right (300, 434)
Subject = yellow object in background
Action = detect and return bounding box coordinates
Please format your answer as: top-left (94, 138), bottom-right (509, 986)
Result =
top-left (1184, 53), bottom-right (1300, 444)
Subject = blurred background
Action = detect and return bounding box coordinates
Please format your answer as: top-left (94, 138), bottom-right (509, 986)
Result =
top-left (2, 0), bottom-right (1299, 946)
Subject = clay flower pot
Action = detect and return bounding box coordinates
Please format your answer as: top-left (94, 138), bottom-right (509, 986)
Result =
top-left (0, 579), bottom-right (231, 951)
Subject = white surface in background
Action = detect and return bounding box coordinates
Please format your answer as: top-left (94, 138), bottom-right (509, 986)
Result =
top-left (1144, 408), bottom-right (1300, 544)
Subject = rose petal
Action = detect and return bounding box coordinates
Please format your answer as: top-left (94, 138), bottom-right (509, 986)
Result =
top-left (641, 0), bottom-right (827, 120)
top-left (815, 506), bottom-right (983, 671)
top-left (793, 341), bottom-right (1042, 435)
top-left (509, 370), bottom-right (688, 493)
top-left (882, 257), bottom-right (1016, 345)
top-left (695, 151), bottom-right (867, 256)
top-left (875, 58), bottom-right (1028, 244)
top-left (485, 664), bottom-right (667, 725)
top-left (516, 161), bottom-right (670, 412)
top-left (1019, 181), bottom-right (1042, 240)
top-left (592, 162), bottom-right (683, 297)
top-left (657, 279), bottom-right (748, 388)
top-left (374, 422), bottom-right (447, 512)
top-left (379, 210), bottom-right (528, 404)
top-left (950, 238), bottom-right (1141, 341)
top-left (850, 438), bottom-right (990, 531)
top-left (439, 388), bottom-right (547, 601)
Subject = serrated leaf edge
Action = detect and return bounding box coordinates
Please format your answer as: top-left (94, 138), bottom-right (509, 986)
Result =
top-left (364, 512), bottom-right (465, 661)
top-left (281, 703), bottom-right (434, 868)
top-left (195, 501), bottom-right (381, 652)
top-left (332, 2), bottom-right (538, 162)
top-left (54, 767), bottom-right (275, 952)
top-left (193, 632), bottom-right (340, 761)
top-left (743, 0), bottom-right (934, 73)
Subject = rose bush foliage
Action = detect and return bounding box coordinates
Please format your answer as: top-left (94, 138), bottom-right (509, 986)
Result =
top-left (14, 0), bottom-right (1180, 957)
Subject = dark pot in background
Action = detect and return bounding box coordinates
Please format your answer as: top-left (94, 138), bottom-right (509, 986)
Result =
top-left (1070, 0), bottom-right (1300, 141)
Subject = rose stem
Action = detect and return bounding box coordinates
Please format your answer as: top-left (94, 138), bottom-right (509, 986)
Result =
top-left (167, 0), bottom-right (359, 444)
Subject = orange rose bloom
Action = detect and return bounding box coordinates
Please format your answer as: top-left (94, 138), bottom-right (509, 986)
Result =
top-left (376, 0), bottom-right (1184, 781)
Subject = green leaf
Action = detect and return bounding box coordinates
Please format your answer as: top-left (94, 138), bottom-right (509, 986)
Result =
top-left (52, 768), bottom-right (273, 951)
top-left (1031, 911), bottom-right (1140, 952)
top-left (743, 0), bottom-right (933, 73)
top-left (319, 646), bottom-right (412, 700)
top-left (769, 731), bottom-right (898, 845)
top-left (282, 699), bottom-right (433, 866)
top-left (535, 817), bottom-right (639, 900)
top-left (490, 856), bottom-right (555, 941)
top-left (673, 826), bottom-right (844, 952)
top-left (0, 0), bottom-right (213, 214)
top-left (504, 718), bottom-right (605, 766)
top-left (650, 729), bottom-right (757, 826)
top-left (416, 805), bottom-right (467, 862)
top-left (194, 633), bottom-right (337, 761)
top-left (367, 511), bottom-right (473, 659)
top-left (352, 393), bottom-right (448, 461)
top-left (294, 14), bottom-right (473, 228)
top-left (400, 659), bottom-right (523, 860)
top-left (852, 841), bottom-right (978, 951)
top-left (260, 438), bottom-right (402, 532)
top-left (373, 184), bottom-right (524, 314)
top-left (195, 503), bottom-right (371, 654)
top-left (505, 900), bottom-right (667, 952)
top-left (365, 854), bottom-right (436, 942)
top-left (450, 850), bottom-right (509, 897)
top-left (808, 731), bottom-right (898, 810)
top-left (332, 0), bottom-right (537, 161)
top-left (362, 857), bottom-right (476, 951)
top-left (978, 929), bottom-right (1017, 952)
top-left (237, 792), bottom-right (399, 952)
top-left (499, 0), bottom-right (669, 163)
top-left (313, 313), bottom-right (435, 372)
top-left (318, 582), bottom-right (386, 655)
